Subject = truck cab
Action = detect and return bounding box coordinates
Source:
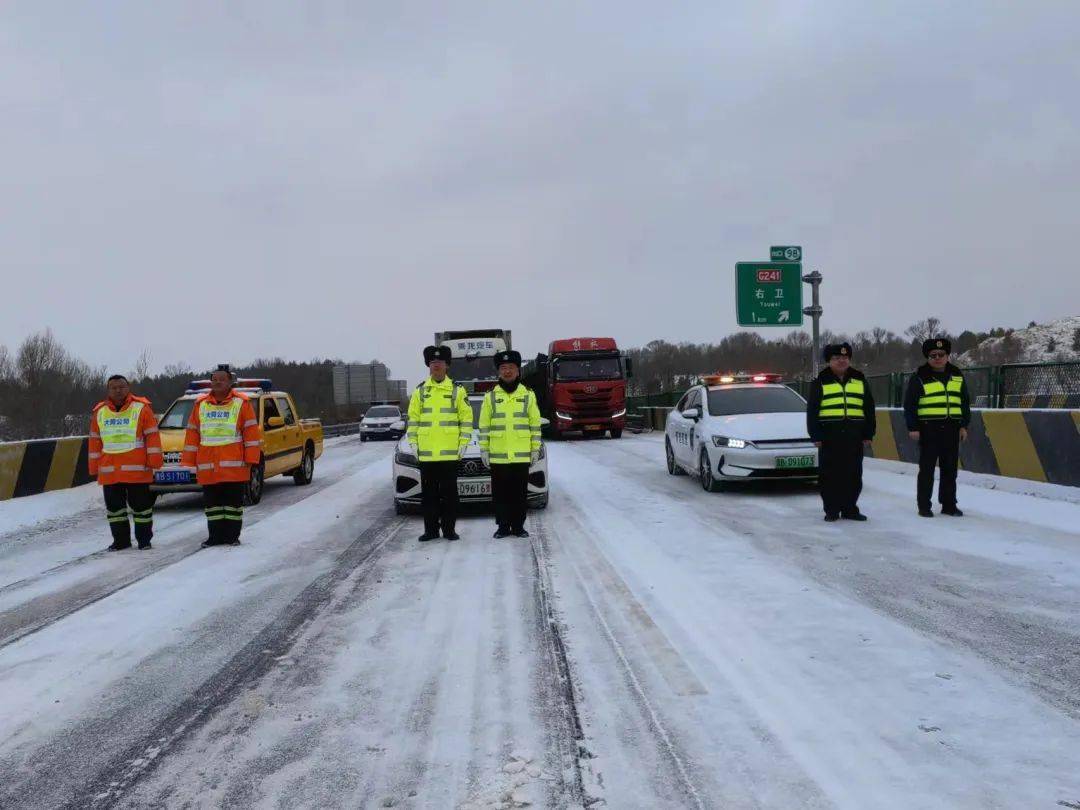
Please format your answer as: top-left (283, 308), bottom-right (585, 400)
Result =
top-left (434, 329), bottom-right (512, 394)
top-left (526, 338), bottom-right (631, 438)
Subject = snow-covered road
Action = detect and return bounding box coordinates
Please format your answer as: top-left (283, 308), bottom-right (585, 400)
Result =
top-left (1, 434), bottom-right (1078, 809)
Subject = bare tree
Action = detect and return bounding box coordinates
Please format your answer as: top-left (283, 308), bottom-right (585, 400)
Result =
top-left (131, 346), bottom-right (152, 382)
top-left (162, 361), bottom-right (192, 378)
top-left (904, 317), bottom-right (947, 344)
top-left (0, 344), bottom-right (12, 380)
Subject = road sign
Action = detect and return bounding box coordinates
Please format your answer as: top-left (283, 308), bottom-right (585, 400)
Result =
top-left (770, 245), bottom-right (802, 262)
top-left (736, 262), bottom-right (804, 326)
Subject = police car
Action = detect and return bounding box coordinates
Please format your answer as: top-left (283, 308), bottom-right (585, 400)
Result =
top-left (664, 373), bottom-right (818, 491)
top-left (392, 394), bottom-right (549, 513)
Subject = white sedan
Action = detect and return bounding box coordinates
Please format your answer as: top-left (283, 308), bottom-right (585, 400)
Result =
top-left (664, 377), bottom-right (819, 491)
top-left (392, 395), bottom-right (550, 513)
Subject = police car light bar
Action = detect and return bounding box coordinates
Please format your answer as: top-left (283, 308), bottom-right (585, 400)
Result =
top-left (186, 378), bottom-right (273, 392)
top-left (702, 372), bottom-right (783, 385)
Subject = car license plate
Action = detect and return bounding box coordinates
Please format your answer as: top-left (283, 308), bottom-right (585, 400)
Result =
top-left (155, 470), bottom-right (191, 484)
top-left (776, 455), bottom-right (815, 469)
top-left (458, 480), bottom-right (491, 497)
top-left (585, 424), bottom-right (602, 431)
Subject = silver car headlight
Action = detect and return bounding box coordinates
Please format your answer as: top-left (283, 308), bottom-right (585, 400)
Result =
top-left (712, 436), bottom-right (747, 449)
top-left (395, 447), bottom-right (419, 466)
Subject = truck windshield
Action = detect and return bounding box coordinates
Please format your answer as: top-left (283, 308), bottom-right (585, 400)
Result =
top-left (554, 357), bottom-right (622, 381)
top-left (366, 406), bottom-right (399, 418)
top-left (449, 356), bottom-right (496, 381)
top-left (707, 386), bottom-right (806, 416)
top-left (158, 399), bottom-right (195, 430)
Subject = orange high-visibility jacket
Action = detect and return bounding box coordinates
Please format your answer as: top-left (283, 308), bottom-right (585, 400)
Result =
top-left (181, 391), bottom-right (262, 485)
top-left (88, 394), bottom-right (163, 485)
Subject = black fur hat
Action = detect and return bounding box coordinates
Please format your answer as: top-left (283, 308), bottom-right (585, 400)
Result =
top-left (822, 343), bottom-right (852, 362)
top-left (423, 345), bottom-right (452, 365)
top-left (922, 337), bottom-right (952, 357)
top-left (493, 350), bottom-right (522, 368)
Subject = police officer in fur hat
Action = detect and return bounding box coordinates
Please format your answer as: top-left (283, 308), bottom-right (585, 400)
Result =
top-left (406, 345), bottom-right (473, 541)
top-left (904, 337), bottom-right (970, 517)
top-left (805, 343), bottom-right (876, 521)
top-left (478, 350), bottom-right (542, 538)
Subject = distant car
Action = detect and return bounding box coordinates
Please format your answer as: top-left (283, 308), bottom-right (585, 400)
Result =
top-left (392, 395), bottom-right (549, 513)
top-left (361, 404), bottom-right (405, 442)
top-left (664, 374), bottom-right (818, 491)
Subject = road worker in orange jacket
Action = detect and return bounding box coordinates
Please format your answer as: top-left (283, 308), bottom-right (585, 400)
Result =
top-left (181, 365), bottom-right (262, 547)
top-left (88, 374), bottom-right (163, 550)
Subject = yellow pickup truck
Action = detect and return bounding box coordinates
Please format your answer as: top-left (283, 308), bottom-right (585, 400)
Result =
top-left (152, 378), bottom-right (323, 504)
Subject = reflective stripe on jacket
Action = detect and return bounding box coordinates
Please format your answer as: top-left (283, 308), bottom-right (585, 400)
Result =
top-left (917, 376), bottom-right (964, 420)
top-left (406, 377), bottom-right (473, 460)
top-left (478, 385), bottom-right (542, 464)
top-left (181, 391), bottom-right (262, 484)
top-left (88, 394), bottom-right (163, 485)
top-left (818, 377), bottom-right (866, 421)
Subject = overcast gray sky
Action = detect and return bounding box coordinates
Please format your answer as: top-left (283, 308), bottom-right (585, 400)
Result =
top-left (2, 1), bottom-right (1078, 387)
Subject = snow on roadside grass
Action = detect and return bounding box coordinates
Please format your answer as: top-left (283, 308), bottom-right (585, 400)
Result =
top-left (0, 483), bottom-right (100, 537)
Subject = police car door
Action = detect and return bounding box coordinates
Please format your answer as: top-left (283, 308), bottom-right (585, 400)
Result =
top-left (683, 388), bottom-right (704, 469)
top-left (673, 388), bottom-right (700, 467)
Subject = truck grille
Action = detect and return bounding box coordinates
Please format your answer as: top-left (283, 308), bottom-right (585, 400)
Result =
top-left (567, 390), bottom-right (616, 418)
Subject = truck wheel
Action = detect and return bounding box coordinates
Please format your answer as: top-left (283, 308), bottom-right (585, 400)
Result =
top-left (244, 459), bottom-right (265, 505)
top-left (531, 494), bottom-right (549, 509)
top-left (665, 439), bottom-right (685, 476)
top-left (360, 435), bottom-right (368, 443)
top-left (293, 443), bottom-right (314, 486)
top-left (609, 428), bottom-right (623, 439)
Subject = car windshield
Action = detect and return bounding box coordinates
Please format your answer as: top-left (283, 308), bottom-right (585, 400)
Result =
top-left (554, 357), bottom-right (622, 380)
top-left (707, 386), bottom-right (806, 416)
top-left (366, 407), bottom-right (399, 418)
top-left (158, 398), bottom-right (195, 430)
top-left (449, 356), bottom-right (496, 381)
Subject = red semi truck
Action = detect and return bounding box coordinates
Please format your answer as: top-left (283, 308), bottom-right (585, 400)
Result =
top-left (525, 337), bottom-right (632, 439)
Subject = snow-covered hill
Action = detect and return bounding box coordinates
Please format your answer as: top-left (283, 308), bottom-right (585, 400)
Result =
top-left (958, 315), bottom-right (1080, 366)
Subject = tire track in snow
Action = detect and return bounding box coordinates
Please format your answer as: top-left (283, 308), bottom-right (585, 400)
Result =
top-left (534, 510), bottom-right (707, 810)
top-left (55, 509), bottom-right (405, 810)
top-left (0, 444), bottom-right (392, 650)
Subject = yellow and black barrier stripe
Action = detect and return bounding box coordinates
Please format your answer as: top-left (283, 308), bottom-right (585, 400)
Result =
top-left (0, 437), bottom-right (93, 501)
top-left (870, 409), bottom-right (1080, 487)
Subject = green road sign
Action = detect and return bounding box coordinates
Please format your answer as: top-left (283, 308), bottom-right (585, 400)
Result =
top-left (770, 245), bottom-right (802, 262)
top-left (736, 262), bottom-right (804, 326)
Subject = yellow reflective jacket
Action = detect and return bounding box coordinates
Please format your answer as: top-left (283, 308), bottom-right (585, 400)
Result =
top-left (478, 384), bottom-right (542, 464)
top-left (407, 376), bottom-right (473, 460)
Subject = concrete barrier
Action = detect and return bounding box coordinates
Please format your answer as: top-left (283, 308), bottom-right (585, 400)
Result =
top-left (0, 436), bottom-right (93, 501)
top-left (870, 408), bottom-right (1080, 487)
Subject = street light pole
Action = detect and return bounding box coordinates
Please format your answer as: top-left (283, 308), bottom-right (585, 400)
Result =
top-left (802, 270), bottom-right (823, 373)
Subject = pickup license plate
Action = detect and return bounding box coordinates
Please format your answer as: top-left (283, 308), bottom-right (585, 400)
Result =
top-left (155, 470), bottom-right (192, 484)
top-left (776, 455), bottom-right (816, 469)
top-left (458, 480), bottom-right (492, 497)
top-left (585, 424), bottom-right (603, 431)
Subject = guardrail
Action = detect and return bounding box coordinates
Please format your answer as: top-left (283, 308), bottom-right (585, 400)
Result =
top-left (323, 422), bottom-right (361, 438)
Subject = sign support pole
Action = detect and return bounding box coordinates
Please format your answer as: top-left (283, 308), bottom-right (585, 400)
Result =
top-left (802, 271), bottom-right (823, 374)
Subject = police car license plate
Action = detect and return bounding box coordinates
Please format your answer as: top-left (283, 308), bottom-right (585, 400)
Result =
top-left (155, 470), bottom-right (191, 484)
top-left (776, 455), bottom-right (815, 469)
top-left (585, 424), bottom-right (602, 431)
top-left (458, 480), bottom-right (491, 497)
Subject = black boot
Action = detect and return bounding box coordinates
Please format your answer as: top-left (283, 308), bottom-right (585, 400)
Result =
top-left (918, 508), bottom-right (935, 517)
top-left (418, 532), bottom-right (439, 542)
top-left (493, 528), bottom-right (511, 539)
top-left (841, 510), bottom-right (868, 522)
top-left (941, 506), bottom-right (964, 517)
top-left (824, 513), bottom-right (840, 522)
top-left (512, 528), bottom-right (530, 538)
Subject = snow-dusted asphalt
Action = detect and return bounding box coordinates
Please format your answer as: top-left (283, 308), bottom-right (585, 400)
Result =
top-left (1, 433), bottom-right (1079, 809)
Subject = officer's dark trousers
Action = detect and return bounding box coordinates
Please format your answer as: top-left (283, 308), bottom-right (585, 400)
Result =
top-left (103, 483), bottom-right (154, 547)
top-left (419, 461), bottom-right (459, 536)
top-left (491, 463), bottom-right (530, 533)
top-left (203, 482), bottom-right (245, 544)
top-left (819, 438), bottom-right (864, 516)
top-left (917, 421), bottom-right (961, 511)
